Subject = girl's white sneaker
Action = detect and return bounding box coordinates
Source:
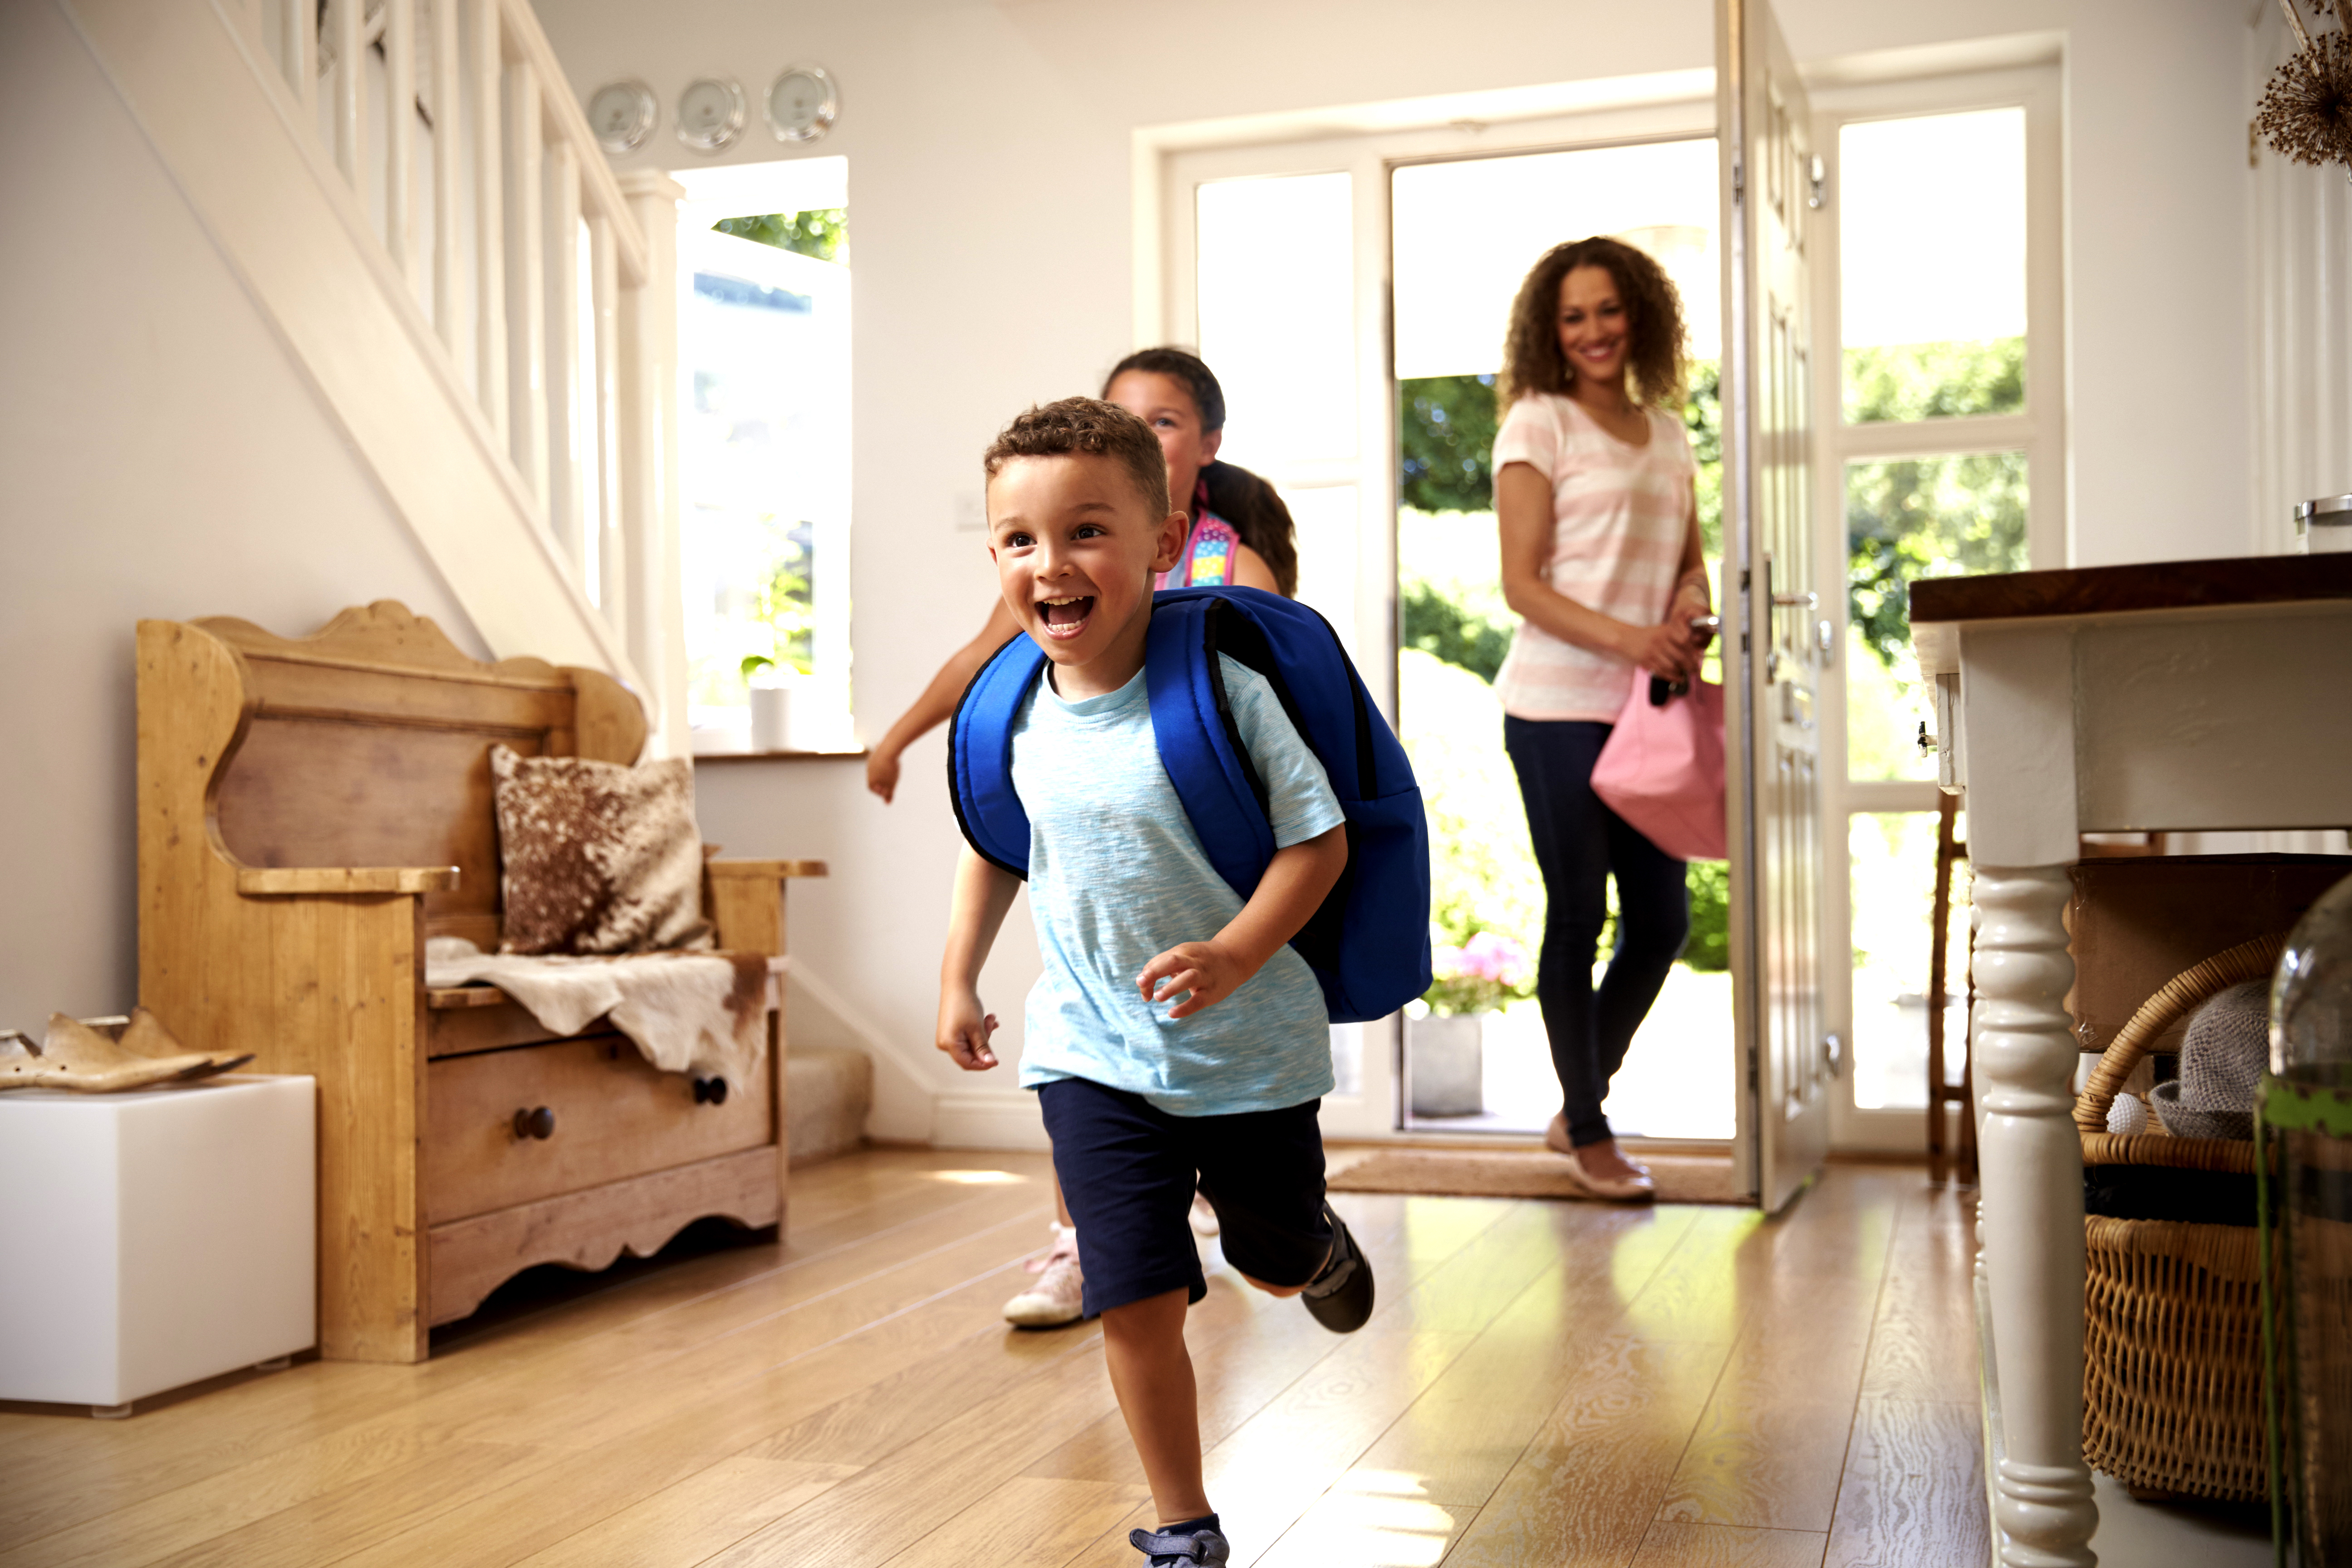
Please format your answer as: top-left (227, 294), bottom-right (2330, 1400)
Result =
top-left (1004, 1225), bottom-right (1086, 1327)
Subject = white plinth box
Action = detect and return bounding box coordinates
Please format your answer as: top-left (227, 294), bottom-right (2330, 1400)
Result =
top-left (0, 1075), bottom-right (315, 1408)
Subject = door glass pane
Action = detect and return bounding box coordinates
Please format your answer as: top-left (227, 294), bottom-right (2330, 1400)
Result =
top-left (1851, 811), bottom-right (1971, 1111)
top-left (1281, 484), bottom-right (1360, 662)
top-left (1840, 108), bottom-right (2025, 423)
top-left (1196, 172), bottom-right (1354, 469)
top-left (1846, 451), bottom-right (2028, 780)
top-left (1391, 138), bottom-right (1721, 377)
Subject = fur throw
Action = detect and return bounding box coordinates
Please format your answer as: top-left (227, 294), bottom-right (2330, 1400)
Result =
top-left (426, 937), bottom-right (767, 1082)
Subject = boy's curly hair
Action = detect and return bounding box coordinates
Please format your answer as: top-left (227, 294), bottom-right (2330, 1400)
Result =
top-left (983, 397), bottom-right (1170, 518)
top-left (1499, 236), bottom-right (1687, 411)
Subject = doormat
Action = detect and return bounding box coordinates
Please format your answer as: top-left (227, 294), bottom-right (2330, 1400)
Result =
top-left (1326, 1147), bottom-right (1745, 1205)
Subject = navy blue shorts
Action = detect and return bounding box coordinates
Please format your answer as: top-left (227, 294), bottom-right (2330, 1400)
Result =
top-left (1037, 1077), bottom-right (1333, 1318)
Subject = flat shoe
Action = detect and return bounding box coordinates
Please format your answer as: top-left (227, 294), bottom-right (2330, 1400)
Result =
top-left (1544, 1112), bottom-right (1574, 1155)
top-left (1560, 1148), bottom-right (1656, 1202)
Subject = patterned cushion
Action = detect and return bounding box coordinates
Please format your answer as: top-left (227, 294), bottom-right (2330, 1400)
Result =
top-left (489, 745), bottom-right (710, 955)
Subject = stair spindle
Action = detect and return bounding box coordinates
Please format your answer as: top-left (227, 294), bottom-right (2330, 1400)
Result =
top-left (547, 139), bottom-right (585, 572)
top-left (504, 50), bottom-right (548, 511)
top-left (383, 0), bottom-right (416, 284)
top-left (428, 0), bottom-right (462, 349)
top-left (589, 212), bottom-right (625, 622)
top-left (469, 0), bottom-right (507, 439)
top-left (329, 0), bottom-right (362, 184)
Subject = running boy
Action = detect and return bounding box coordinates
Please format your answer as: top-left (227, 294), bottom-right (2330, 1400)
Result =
top-left (936, 399), bottom-right (1374, 1568)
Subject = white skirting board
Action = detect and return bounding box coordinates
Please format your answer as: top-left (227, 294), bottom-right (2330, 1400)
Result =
top-left (931, 1088), bottom-right (1050, 1151)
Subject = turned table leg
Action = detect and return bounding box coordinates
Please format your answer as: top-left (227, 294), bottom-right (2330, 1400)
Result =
top-left (1974, 862), bottom-right (2097, 1568)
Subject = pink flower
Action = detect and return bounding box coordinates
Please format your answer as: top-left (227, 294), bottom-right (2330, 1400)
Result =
top-left (1431, 944), bottom-right (1466, 979)
top-left (1460, 931), bottom-right (1531, 986)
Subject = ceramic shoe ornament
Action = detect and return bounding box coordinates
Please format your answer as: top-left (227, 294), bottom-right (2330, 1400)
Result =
top-left (0, 1007), bottom-right (251, 1093)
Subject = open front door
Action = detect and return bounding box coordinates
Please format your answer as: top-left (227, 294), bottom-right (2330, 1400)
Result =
top-left (1719, 0), bottom-right (1829, 1210)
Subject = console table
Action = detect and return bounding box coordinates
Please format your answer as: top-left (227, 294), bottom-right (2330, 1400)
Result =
top-left (1911, 554), bottom-right (2352, 1567)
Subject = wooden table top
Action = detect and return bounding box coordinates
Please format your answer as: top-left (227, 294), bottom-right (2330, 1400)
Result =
top-left (1909, 553), bottom-right (2352, 672)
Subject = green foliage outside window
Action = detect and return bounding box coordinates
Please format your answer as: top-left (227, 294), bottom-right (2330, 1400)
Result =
top-left (1401, 580), bottom-right (1512, 684)
top-left (753, 539), bottom-right (815, 676)
top-left (1842, 338), bottom-right (2029, 671)
top-left (714, 210), bottom-right (848, 265)
top-left (1844, 336), bottom-right (2022, 425)
top-left (1399, 375), bottom-right (1499, 513)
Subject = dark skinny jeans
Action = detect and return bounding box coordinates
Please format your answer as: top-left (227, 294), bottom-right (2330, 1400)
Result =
top-left (1502, 715), bottom-right (1690, 1149)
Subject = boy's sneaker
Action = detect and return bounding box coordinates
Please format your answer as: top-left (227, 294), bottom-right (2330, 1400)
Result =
top-left (1300, 1203), bottom-right (1373, 1333)
top-left (1003, 1225), bottom-right (1085, 1328)
top-left (1131, 1514), bottom-right (1230, 1565)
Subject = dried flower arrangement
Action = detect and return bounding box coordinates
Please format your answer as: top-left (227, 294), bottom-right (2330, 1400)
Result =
top-left (2260, 0), bottom-right (2352, 171)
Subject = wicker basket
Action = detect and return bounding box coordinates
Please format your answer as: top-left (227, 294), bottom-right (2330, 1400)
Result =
top-left (2073, 932), bottom-right (2281, 1502)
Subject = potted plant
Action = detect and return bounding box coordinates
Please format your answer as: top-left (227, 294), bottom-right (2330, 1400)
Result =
top-left (1407, 930), bottom-right (1533, 1117)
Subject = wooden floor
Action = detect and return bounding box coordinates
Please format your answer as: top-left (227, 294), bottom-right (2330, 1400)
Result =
top-left (0, 1150), bottom-right (1987, 1568)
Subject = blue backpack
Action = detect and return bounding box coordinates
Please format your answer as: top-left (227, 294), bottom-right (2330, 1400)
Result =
top-left (948, 585), bottom-right (1432, 1025)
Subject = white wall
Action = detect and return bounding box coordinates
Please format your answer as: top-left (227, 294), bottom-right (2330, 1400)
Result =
top-left (0, 0), bottom-right (482, 1030)
top-left (540, 0), bottom-right (2258, 1142)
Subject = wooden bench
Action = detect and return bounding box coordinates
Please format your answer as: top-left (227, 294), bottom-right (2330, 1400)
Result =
top-left (136, 601), bottom-right (824, 1362)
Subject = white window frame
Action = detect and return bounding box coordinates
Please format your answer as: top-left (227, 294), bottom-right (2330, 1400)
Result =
top-left (1810, 66), bottom-right (2065, 1152)
top-left (1140, 87), bottom-right (1717, 1140)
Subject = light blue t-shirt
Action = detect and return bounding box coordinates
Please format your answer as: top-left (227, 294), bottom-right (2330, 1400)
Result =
top-left (1011, 655), bottom-right (1346, 1117)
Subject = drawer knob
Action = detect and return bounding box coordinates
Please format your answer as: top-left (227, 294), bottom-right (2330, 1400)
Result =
top-left (513, 1105), bottom-right (555, 1140)
top-left (693, 1076), bottom-right (729, 1106)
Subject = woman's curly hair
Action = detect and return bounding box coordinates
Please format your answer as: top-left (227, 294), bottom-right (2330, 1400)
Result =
top-left (1498, 236), bottom-right (1687, 412)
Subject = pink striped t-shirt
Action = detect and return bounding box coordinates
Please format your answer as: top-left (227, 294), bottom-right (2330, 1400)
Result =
top-left (1490, 393), bottom-right (1695, 723)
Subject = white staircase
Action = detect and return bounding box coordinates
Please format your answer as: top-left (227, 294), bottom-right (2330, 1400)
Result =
top-left (64, 0), bottom-right (687, 751)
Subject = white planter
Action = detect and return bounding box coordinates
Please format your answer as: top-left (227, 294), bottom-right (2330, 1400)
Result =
top-left (748, 685), bottom-right (793, 751)
top-left (1408, 1013), bottom-right (1487, 1117)
top-left (0, 1075), bottom-right (315, 1411)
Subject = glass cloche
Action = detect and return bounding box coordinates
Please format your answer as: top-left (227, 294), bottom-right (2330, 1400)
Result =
top-left (2274, 872), bottom-right (2352, 1083)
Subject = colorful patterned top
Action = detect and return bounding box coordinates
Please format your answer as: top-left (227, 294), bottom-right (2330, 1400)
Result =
top-left (1156, 507), bottom-right (1243, 590)
top-left (1490, 393), bottom-right (1695, 723)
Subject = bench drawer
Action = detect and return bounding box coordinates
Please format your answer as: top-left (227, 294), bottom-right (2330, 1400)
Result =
top-left (425, 1034), bottom-right (771, 1224)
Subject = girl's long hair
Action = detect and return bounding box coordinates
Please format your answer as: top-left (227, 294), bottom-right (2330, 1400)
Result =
top-left (1104, 347), bottom-right (1300, 598)
top-left (1498, 236), bottom-right (1687, 412)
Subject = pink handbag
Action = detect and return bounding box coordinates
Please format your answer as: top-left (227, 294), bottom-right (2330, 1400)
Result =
top-left (1590, 674), bottom-right (1727, 862)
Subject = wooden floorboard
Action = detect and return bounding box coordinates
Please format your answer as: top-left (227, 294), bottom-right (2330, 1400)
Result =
top-left (0, 1155), bottom-right (1991, 1568)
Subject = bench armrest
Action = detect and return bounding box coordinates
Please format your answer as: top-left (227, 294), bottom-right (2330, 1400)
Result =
top-left (704, 859), bottom-right (823, 956)
top-left (706, 859), bottom-right (828, 881)
top-left (236, 866), bottom-right (461, 896)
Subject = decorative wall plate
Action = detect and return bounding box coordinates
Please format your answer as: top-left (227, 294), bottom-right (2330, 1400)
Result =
top-left (676, 77), bottom-right (747, 154)
top-left (586, 80), bottom-right (657, 156)
top-left (764, 65), bottom-right (838, 144)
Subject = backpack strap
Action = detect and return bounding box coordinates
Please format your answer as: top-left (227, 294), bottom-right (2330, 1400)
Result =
top-left (1154, 510), bottom-right (1243, 590)
top-left (1143, 595), bottom-right (1277, 905)
top-left (946, 632), bottom-right (1044, 878)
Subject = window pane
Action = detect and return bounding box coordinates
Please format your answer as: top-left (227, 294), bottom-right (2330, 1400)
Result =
top-left (1845, 451), bottom-right (2027, 780)
top-left (1840, 108), bottom-right (2025, 423)
top-left (678, 228), bottom-right (851, 741)
top-left (1196, 173), bottom-right (1355, 469)
top-left (1850, 810), bottom-right (1971, 1111)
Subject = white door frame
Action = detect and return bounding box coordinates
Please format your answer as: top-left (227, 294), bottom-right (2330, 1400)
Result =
top-left (1808, 64), bottom-right (2066, 1153)
top-left (1137, 90), bottom-right (1715, 1141)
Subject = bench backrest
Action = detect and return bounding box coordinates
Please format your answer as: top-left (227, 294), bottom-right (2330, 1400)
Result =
top-left (195, 601), bottom-right (646, 950)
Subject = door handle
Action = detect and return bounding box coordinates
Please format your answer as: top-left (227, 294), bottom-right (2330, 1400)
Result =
top-left (1771, 591), bottom-right (1818, 609)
